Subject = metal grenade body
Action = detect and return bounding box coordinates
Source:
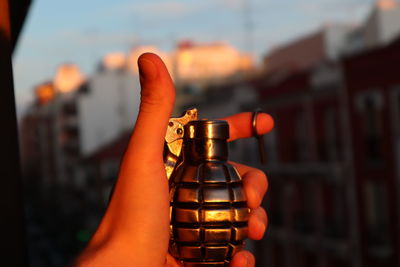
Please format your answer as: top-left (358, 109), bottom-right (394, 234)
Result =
top-left (169, 120), bottom-right (249, 266)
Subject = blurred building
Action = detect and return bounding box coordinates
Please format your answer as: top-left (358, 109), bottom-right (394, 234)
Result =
top-left (174, 40), bottom-right (253, 84)
top-left (53, 64), bottom-right (85, 94)
top-left (19, 67), bottom-right (89, 265)
top-left (342, 36), bottom-right (400, 267)
top-left (183, 36), bottom-right (400, 267)
top-left (250, 35), bottom-right (400, 267)
top-left (20, 40), bottom-right (252, 189)
top-left (83, 131), bottom-right (131, 205)
top-left (172, 40), bottom-right (254, 113)
top-left (346, 0), bottom-right (400, 54)
top-left (78, 53), bottom-right (140, 156)
top-left (264, 24), bottom-right (351, 74)
top-left (265, 0), bottom-right (400, 75)
top-left (254, 59), bottom-right (357, 267)
top-left (20, 65), bottom-right (85, 189)
top-left (125, 42), bottom-right (252, 84)
top-left (171, 2), bottom-right (400, 267)
top-left (19, 57), bottom-right (140, 264)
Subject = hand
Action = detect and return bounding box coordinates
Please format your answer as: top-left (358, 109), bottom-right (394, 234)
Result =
top-left (75, 53), bottom-right (274, 267)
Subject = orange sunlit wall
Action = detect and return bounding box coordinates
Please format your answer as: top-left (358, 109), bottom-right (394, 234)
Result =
top-left (35, 82), bottom-right (55, 105)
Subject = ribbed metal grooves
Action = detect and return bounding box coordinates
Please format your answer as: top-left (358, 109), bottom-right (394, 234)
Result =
top-left (170, 161), bottom-right (248, 266)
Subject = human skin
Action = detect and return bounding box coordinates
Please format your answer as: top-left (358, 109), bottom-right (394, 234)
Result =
top-left (75, 53), bottom-right (274, 267)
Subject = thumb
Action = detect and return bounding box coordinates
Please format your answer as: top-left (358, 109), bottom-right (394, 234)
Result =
top-left (127, 52), bottom-right (175, 162)
top-left (95, 53), bottom-right (175, 263)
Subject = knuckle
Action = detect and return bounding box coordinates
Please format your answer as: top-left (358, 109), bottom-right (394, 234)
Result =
top-left (258, 206), bottom-right (268, 219)
top-left (140, 87), bottom-right (163, 106)
top-left (253, 207), bottom-right (268, 228)
top-left (139, 90), bottom-right (172, 114)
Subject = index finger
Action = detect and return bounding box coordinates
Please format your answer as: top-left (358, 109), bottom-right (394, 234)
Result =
top-left (219, 112), bottom-right (274, 141)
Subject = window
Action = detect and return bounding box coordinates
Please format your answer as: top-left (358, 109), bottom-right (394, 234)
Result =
top-left (364, 96), bottom-right (382, 162)
top-left (363, 180), bottom-right (390, 244)
top-left (323, 184), bottom-right (347, 239)
top-left (323, 108), bottom-right (339, 162)
top-left (293, 181), bottom-right (314, 233)
top-left (295, 111), bottom-right (309, 161)
top-left (355, 91), bottom-right (384, 163)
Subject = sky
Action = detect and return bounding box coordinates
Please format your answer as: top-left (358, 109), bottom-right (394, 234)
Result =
top-left (12, 0), bottom-right (374, 115)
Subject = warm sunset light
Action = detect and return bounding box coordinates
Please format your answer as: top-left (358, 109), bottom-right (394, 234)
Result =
top-left (377, 0), bottom-right (397, 10)
top-left (174, 41), bottom-right (253, 82)
top-left (127, 46), bottom-right (173, 75)
top-left (53, 64), bottom-right (85, 93)
top-left (126, 42), bottom-right (252, 83)
top-left (102, 52), bottom-right (127, 70)
top-left (35, 82), bottom-right (55, 105)
top-left (15, 0), bottom-right (400, 265)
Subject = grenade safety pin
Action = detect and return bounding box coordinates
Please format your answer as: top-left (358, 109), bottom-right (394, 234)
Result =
top-left (164, 108), bottom-right (249, 267)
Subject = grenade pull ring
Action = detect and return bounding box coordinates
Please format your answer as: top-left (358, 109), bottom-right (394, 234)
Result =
top-left (252, 108), bottom-right (267, 164)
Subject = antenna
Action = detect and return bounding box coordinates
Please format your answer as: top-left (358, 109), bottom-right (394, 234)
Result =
top-left (242, 0), bottom-right (254, 55)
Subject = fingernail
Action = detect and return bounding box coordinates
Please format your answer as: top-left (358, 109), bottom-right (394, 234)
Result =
top-left (138, 57), bottom-right (158, 81)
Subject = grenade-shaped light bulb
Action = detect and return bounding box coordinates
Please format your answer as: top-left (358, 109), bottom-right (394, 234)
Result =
top-left (169, 119), bottom-right (249, 266)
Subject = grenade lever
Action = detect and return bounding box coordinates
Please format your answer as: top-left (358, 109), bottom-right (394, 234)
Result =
top-left (164, 108), bottom-right (198, 180)
top-left (252, 108), bottom-right (267, 164)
